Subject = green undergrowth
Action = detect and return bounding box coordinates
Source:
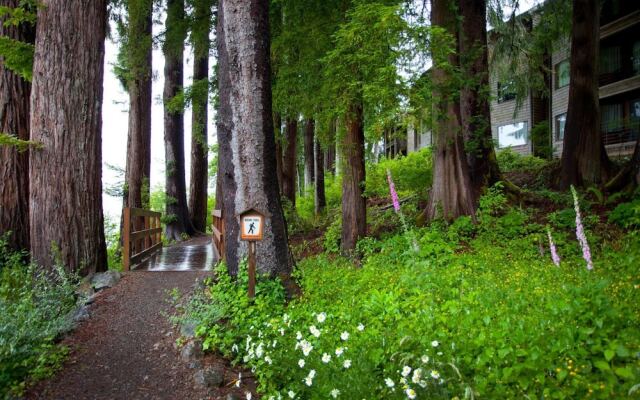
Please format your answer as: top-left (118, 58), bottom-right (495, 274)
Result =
top-left (0, 236), bottom-right (77, 398)
top-left (188, 187), bottom-right (640, 399)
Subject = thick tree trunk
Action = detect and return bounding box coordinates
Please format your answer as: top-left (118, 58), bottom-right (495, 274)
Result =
top-left (29, 0), bottom-right (108, 274)
top-left (0, 0), bottom-right (34, 251)
top-left (560, 0), bottom-right (609, 188)
top-left (217, 0), bottom-right (290, 276)
top-left (282, 116), bottom-right (297, 205)
top-left (303, 118), bottom-right (315, 190)
top-left (123, 0), bottom-right (152, 211)
top-left (314, 137), bottom-right (326, 215)
top-left (274, 112), bottom-right (284, 193)
top-left (341, 101), bottom-right (366, 254)
top-left (423, 0), bottom-right (476, 223)
top-left (458, 0), bottom-right (501, 196)
top-left (188, 0), bottom-right (212, 233)
top-left (164, 0), bottom-right (194, 241)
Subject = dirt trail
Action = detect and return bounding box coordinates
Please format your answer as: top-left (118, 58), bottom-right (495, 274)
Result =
top-left (26, 271), bottom-right (211, 400)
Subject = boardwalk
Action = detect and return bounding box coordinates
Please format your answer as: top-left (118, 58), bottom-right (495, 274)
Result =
top-left (26, 236), bottom-right (218, 400)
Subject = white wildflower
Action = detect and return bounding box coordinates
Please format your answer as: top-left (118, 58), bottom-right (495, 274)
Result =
top-left (310, 325), bottom-right (321, 338)
top-left (265, 356), bottom-right (272, 365)
top-left (343, 359), bottom-right (352, 369)
top-left (430, 370), bottom-right (440, 379)
top-left (421, 355), bottom-right (429, 364)
top-left (298, 359), bottom-right (305, 368)
top-left (288, 390), bottom-right (295, 399)
top-left (245, 392), bottom-right (252, 400)
top-left (296, 331), bottom-right (303, 340)
top-left (300, 340), bottom-right (313, 356)
top-left (231, 344), bottom-right (239, 353)
top-left (330, 389), bottom-right (340, 398)
top-left (279, 328), bottom-right (285, 336)
top-left (317, 312), bottom-right (327, 323)
top-left (412, 368), bottom-right (423, 384)
top-left (255, 342), bottom-right (264, 358)
top-left (401, 366), bottom-right (412, 377)
top-left (335, 347), bottom-right (344, 357)
top-left (322, 353), bottom-right (332, 363)
top-left (431, 340), bottom-right (439, 348)
top-left (357, 323), bottom-right (365, 331)
top-left (385, 378), bottom-right (395, 388)
top-left (406, 388), bottom-right (416, 399)
top-left (340, 331), bottom-right (349, 341)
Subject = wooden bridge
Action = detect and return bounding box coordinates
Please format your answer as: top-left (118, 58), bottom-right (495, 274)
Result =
top-left (121, 207), bottom-right (224, 271)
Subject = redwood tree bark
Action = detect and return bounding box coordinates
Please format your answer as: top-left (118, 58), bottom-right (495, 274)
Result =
top-left (29, 0), bottom-right (108, 274)
top-left (0, 0), bottom-right (34, 251)
top-left (314, 137), bottom-right (326, 215)
top-left (164, 0), bottom-right (194, 240)
top-left (560, 0), bottom-right (609, 188)
top-left (123, 0), bottom-right (152, 211)
top-left (423, 0), bottom-right (476, 222)
top-left (217, 0), bottom-right (290, 276)
top-left (324, 119), bottom-right (336, 174)
top-left (458, 0), bottom-right (501, 196)
top-left (282, 116), bottom-right (297, 205)
top-left (341, 102), bottom-right (366, 254)
top-left (274, 112), bottom-right (284, 193)
top-left (303, 118), bottom-right (315, 190)
top-left (188, 0), bottom-right (212, 233)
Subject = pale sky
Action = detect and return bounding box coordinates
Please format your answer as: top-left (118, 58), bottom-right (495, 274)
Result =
top-left (101, 23), bottom-right (216, 223)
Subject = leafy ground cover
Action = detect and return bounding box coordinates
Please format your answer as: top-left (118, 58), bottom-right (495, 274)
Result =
top-left (0, 237), bottom-right (77, 398)
top-left (188, 181), bottom-right (640, 399)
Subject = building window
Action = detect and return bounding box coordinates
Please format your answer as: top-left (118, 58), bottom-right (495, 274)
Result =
top-left (633, 41), bottom-right (640, 75)
top-left (555, 113), bottom-right (566, 141)
top-left (601, 103), bottom-right (623, 134)
top-left (600, 45), bottom-right (622, 74)
top-left (498, 122), bottom-right (528, 148)
top-left (497, 80), bottom-right (516, 103)
top-left (555, 60), bottom-right (570, 88)
top-left (631, 99), bottom-right (640, 120)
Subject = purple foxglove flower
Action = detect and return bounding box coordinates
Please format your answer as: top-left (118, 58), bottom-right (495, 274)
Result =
top-left (547, 228), bottom-right (561, 266)
top-left (571, 186), bottom-right (593, 270)
top-left (386, 169), bottom-right (400, 213)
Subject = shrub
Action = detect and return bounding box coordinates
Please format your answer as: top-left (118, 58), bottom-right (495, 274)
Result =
top-left (609, 199), bottom-right (640, 228)
top-left (365, 147), bottom-right (432, 199)
top-left (0, 236), bottom-right (77, 397)
top-left (497, 147), bottom-right (548, 172)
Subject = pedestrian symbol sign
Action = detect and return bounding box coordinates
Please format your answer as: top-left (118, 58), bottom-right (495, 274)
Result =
top-left (240, 209), bottom-right (264, 241)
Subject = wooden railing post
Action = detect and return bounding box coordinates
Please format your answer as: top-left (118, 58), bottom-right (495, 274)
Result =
top-left (123, 207), bottom-right (131, 271)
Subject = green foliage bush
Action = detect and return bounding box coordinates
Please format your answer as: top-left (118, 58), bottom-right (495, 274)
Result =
top-left (609, 199), bottom-right (640, 228)
top-left (190, 200), bottom-right (640, 399)
top-left (365, 147), bottom-right (432, 199)
top-left (0, 236), bottom-right (77, 398)
top-left (497, 147), bottom-right (548, 172)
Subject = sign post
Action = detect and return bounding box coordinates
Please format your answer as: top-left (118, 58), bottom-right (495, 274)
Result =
top-left (239, 209), bottom-right (265, 300)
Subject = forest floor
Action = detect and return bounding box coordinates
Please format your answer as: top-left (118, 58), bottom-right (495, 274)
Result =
top-left (25, 237), bottom-right (256, 400)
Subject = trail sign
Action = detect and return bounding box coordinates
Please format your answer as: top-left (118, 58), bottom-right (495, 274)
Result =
top-left (240, 209), bottom-right (265, 241)
top-left (239, 208), bottom-right (266, 300)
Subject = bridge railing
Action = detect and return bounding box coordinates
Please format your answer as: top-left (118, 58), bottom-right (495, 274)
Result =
top-left (122, 207), bottom-right (163, 271)
top-left (212, 209), bottom-right (225, 262)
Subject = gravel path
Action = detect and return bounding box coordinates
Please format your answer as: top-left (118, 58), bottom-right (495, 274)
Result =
top-left (26, 271), bottom-right (212, 400)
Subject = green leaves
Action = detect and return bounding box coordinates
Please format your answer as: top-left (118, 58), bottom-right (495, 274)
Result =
top-left (0, 37), bottom-right (34, 81)
top-left (0, 133), bottom-right (41, 152)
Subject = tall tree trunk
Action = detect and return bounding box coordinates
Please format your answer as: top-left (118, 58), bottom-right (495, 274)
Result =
top-left (0, 0), bottom-right (34, 251)
top-left (29, 0), bottom-right (108, 274)
top-left (164, 0), bottom-right (194, 241)
top-left (560, 0), bottom-right (609, 188)
top-left (188, 0), bottom-right (212, 233)
top-left (274, 112), bottom-right (284, 194)
top-left (324, 119), bottom-right (336, 174)
top-left (303, 117), bottom-right (315, 190)
top-left (341, 101), bottom-right (366, 254)
top-left (314, 137), bottom-right (326, 215)
top-left (123, 0), bottom-right (152, 211)
top-left (282, 116), bottom-right (297, 205)
top-left (423, 0), bottom-right (476, 223)
top-left (217, 0), bottom-right (290, 277)
top-left (458, 0), bottom-right (501, 196)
